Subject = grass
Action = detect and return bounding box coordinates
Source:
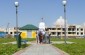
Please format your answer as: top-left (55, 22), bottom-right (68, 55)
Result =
top-left (0, 38), bottom-right (34, 55)
top-left (0, 37), bottom-right (36, 55)
top-left (22, 38), bottom-right (36, 41)
top-left (52, 38), bottom-right (85, 55)
top-left (0, 44), bottom-right (30, 55)
top-left (0, 38), bottom-right (16, 43)
top-left (0, 44), bottom-right (20, 55)
top-left (0, 38), bottom-right (31, 55)
top-left (50, 37), bottom-right (64, 41)
top-left (0, 38), bottom-right (36, 43)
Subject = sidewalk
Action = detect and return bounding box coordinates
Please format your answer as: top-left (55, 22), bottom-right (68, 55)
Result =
top-left (13, 43), bottom-right (69, 55)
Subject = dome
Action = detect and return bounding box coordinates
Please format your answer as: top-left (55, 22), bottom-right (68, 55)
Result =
top-left (55, 16), bottom-right (65, 27)
top-left (39, 22), bottom-right (45, 30)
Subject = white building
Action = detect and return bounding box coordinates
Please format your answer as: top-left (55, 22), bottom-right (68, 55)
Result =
top-left (0, 17), bottom-right (85, 38)
top-left (47, 16), bottom-right (85, 38)
top-left (0, 27), bottom-right (16, 37)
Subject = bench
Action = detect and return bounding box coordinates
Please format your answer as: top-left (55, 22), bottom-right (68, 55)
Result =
top-left (21, 40), bottom-right (28, 44)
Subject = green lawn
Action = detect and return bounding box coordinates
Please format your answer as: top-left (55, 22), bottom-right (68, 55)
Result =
top-left (22, 38), bottom-right (36, 41)
top-left (0, 44), bottom-right (20, 55)
top-left (0, 38), bottom-right (34, 55)
top-left (0, 38), bottom-right (16, 43)
top-left (50, 37), bottom-right (64, 41)
top-left (52, 38), bottom-right (85, 55)
top-left (0, 44), bottom-right (30, 55)
top-left (0, 38), bottom-right (36, 43)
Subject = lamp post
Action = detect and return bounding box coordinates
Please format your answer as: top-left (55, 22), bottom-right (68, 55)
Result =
top-left (15, 1), bottom-right (21, 48)
top-left (62, 0), bottom-right (67, 44)
top-left (15, 1), bottom-right (19, 33)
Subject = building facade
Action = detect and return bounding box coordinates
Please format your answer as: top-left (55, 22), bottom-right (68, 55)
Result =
top-left (47, 25), bottom-right (84, 38)
top-left (0, 24), bottom-right (38, 38)
top-left (46, 16), bottom-right (85, 38)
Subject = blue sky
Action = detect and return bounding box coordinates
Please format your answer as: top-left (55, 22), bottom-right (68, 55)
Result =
top-left (0, 0), bottom-right (85, 27)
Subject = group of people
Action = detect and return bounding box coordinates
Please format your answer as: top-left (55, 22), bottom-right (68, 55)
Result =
top-left (36, 29), bottom-right (51, 44)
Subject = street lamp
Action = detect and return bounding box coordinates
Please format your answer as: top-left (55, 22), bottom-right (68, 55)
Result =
top-left (15, 1), bottom-right (21, 48)
top-left (15, 1), bottom-right (19, 33)
top-left (62, 0), bottom-right (67, 44)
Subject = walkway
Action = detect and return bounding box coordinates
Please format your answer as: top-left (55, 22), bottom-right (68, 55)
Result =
top-left (14, 43), bottom-right (69, 55)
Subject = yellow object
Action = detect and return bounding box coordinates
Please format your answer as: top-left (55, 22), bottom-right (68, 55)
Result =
top-left (20, 32), bottom-right (27, 38)
top-left (32, 31), bottom-right (36, 38)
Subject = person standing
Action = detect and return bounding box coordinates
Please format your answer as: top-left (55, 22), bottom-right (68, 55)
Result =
top-left (38, 31), bottom-right (43, 44)
top-left (46, 29), bottom-right (51, 44)
top-left (36, 31), bottom-right (39, 44)
top-left (45, 31), bottom-right (49, 44)
top-left (48, 30), bottom-right (51, 44)
top-left (41, 30), bottom-right (46, 43)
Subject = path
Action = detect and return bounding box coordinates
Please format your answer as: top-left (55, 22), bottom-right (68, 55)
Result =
top-left (14, 43), bottom-right (69, 55)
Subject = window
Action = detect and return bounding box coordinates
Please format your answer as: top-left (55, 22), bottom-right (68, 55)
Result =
top-left (57, 28), bottom-right (61, 30)
top-left (81, 32), bottom-right (83, 35)
top-left (68, 32), bottom-right (71, 34)
top-left (14, 32), bottom-right (17, 34)
top-left (62, 32), bottom-right (65, 34)
top-left (72, 32), bottom-right (76, 34)
top-left (10, 32), bottom-right (12, 34)
top-left (51, 32), bottom-right (56, 35)
top-left (77, 32), bottom-right (79, 35)
top-left (73, 32), bottom-right (76, 34)
top-left (68, 28), bottom-right (71, 31)
top-left (57, 32), bottom-right (61, 35)
top-left (81, 28), bottom-right (83, 31)
top-left (77, 28), bottom-right (79, 31)
top-left (62, 28), bottom-right (65, 31)
top-left (52, 28), bottom-right (56, 30)
top-left (72, 28), bottom-right (75, 31)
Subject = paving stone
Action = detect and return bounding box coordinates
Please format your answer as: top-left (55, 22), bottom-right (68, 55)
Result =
top-left (19, 44), bottom-right (62, 55)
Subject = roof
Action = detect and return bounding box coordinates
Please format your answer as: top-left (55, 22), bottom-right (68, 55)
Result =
top-left (19, 24), bottom-right (38, 30)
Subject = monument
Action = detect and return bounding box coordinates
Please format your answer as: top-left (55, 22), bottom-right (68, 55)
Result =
top-left (39, 18), bottom-right (45, 31)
